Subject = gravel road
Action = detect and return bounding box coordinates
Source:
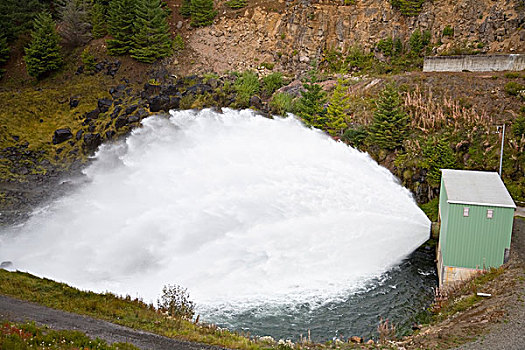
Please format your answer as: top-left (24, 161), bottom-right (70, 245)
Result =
top-left (0, 295), bottom-right (226, 350)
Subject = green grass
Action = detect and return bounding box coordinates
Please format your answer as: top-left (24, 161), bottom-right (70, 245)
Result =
top-left (0, 270), bottom-right (260, 350)
top-left (1, 320), bottom-right (138, 349)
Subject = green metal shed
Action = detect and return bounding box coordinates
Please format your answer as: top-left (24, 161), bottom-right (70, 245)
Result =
top-left (437, 169), bottom-right (516, 287)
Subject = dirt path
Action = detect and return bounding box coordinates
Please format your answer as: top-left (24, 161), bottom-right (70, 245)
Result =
top-left (0, 295), bottom-right (225, 350)
top-left (453, 216), bottom-right (525, 350)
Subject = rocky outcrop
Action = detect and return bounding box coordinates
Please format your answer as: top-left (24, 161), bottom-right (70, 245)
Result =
top-left (180, 0), bottom-right (524, 75)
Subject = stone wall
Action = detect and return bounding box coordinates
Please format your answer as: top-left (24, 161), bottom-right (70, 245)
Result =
top-left (423, 54), bottom-right (525, 72)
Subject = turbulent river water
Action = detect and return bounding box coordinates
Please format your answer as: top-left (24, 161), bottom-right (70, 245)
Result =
top-left (0, 109), bottom-right (434, 341)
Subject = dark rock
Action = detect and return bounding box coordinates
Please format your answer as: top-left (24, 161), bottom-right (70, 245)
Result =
top-left (128, 115), bottom-right (140, 123)
top-left (148, 95), bottom-right (170, 112)
top-left (125, 104), bottom-right (139, 115)
top-left (69, 97), bottom-right (79, 109)
top-left (76, 66), bottom-right (84, 75)
top-left (249, 95), bottom-right (263, 109)
top-left (111, 106), bottom-right (122, 119)
top-left (88, 125), bottom-right (96, 132)
top-left (56, 148), bottom-right (64, 154)
top-left (97, 98), bottom-right (113, 113)
top-left (94, 62), bottom-right (104, 72)
top-left (126, 88), bottom-right (133, 96)
top-left (115, 116), bottom-right (129, 129)
top-left (52, 129), bottom-right (73, 144)
top-left (183, 83), bottom-right (213, 96)
top-left (83, 133), bottom-right (102, 153)
top-left (105, 121), bottom-right (112, 129)
top-left (162, 84), bottom-right (179, 96)
top-left (136, 108), bottom-right (148, 119)
top-left (85, 108), bottom-right (100, 119)
top-left (12, 135), bottom-right (19, 142)
top-left (105, 130), bottom-right (115, 140)
top-left (143, 83), bottom-right (162, 97)
top-left (82, 118), bottom-right (92, 126)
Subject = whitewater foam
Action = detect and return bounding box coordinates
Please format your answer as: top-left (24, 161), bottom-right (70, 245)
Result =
top-left (0, 108), bottom-right (429, 312)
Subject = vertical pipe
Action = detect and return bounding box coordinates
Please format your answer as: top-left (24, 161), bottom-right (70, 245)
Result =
top-left (499, 124), bottom-right (505, 177)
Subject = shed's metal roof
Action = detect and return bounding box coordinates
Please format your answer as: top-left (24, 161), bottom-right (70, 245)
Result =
top-left (441, 169), bottom-right (516, 209)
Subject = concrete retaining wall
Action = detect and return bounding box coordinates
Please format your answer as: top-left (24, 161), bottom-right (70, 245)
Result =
top-left (423, 54), bottom-right (525, 72)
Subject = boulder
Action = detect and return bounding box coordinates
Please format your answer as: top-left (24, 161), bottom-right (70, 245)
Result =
top-left (52, 128), bottom-right (73, 144)
top-left (110, 106), bottom-right (122, 119)
top-left (105, 130), bottom-right (115, 140)
top-left (75, 130), bottom-right (84, 141)
top-left (83, 133), bottom-right (102, 153)
top-left (125, 104), bottom-right (139, 115)
top-left (249, 95), bottom-right (263, 109)
top-left (136, 108), bottom-right (148, 119)
top-left (128, 115), bottom-right (140, 123)
top-left (97, 98), bottom-right (113, 113)
top-left (183, 83), bottom-right (213, 96)
top-left (69, 97), bottom-right (79, 109)
top-left (115, 116), bottom-right (129, 129)
top-left (148, 95), bottom-right (170, 112)
top-left (85, 108), bottom-right (100, 119)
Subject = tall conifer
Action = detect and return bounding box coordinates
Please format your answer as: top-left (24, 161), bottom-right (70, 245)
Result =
top-left (0, 35), bottom-right (9, 79)
top-left (24, 13), bottom-right (63, 79)
top-left (368, 83), bottom-right (409, 150)
top-left (326, 79), bottom-right (350, 136)
top-left (130, 0), bottom-right (172, 63)
top-left (190, 0), bottom-right (216, 27)
top-left (91, 2), bottom-right (107, 39)
top-left (107, 0), bottom-right (137, 55)
top-left (59, 0), bottom-right (92, 47)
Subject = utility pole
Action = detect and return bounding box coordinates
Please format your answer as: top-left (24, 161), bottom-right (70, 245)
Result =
top-left (498, 124), bottom-right (505, 177)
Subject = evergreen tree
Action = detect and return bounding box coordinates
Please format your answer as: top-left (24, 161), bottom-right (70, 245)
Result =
top-left (0, 0), bottom-right (46, 42)
top-left (368, 83), bottom-right (409, 150)
top-left (422, 138), bottom-right (456, 186)
top-left (326, 79), bottom-right (350, 136)
top-left (180, 0), bottom-right (192, 17)
top-left (130, 0), bottom-right (172, 63)
top-left (91, 2), bottom-right (108, 38)
top-left (409, 29), bottom-right (423, 56)
top-left (107, 0), bottom-right (137, 55)
top-left (24, 12), bottom-right (63, 79)
top-left (190, 0), bottom-right (216, 27)
top-left (0, 35), bottom-right (10, 79)
top-left (296, 82), bottom-right (327, 129)
top-left (59, 0), bottom-right (92, 47)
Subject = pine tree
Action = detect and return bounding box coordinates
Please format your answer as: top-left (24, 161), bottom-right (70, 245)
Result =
top-left (24, 12), bottom-right (63, 79)
top-left (0, 35), bottom-right (10, 79)
top-left (368, 83), bottom-right (409, 150)
top-left (180, 0), bottom-right (192, 17)
top-left (130, 0), bottom-right (172, 63)
top-left (409, 29), bottom-right (423, 56)
top-left (422, 138), bottom-right (456, 186)
top-left (107, 0), bottom-right (137, 55)
top-left (296, 82), bottom-right (327, 129)
top-left (59, 0), bottom-right (92, 47)
top-left (190, 0), bottom-right (216, 27)
top-left (0, 0), bottom-right (45, 42)
top-left (326, 79), bottom-right (350, 136)
top-left (91, 2), bottom-right (107, 39)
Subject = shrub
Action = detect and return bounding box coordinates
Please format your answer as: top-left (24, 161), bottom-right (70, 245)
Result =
top-left (173, 34), bottom-right (184, 51)
top-left (262, 72), bottom-right (283, 95)
top-left (504, 72), bottom-right (520, 79)
top-left (504, 81), bottom-right (524, 96)
top-left (422, 138), bottom-right (456, 187)
top-left (270, 92), bottom-right (294, 116)
top-left (226, 0), bottom-right (247, 9)
top-left (377, 37), bottom-right (394, 56)
top-left (234, 71), bottom-right (260, 107)
top-left (342, 125), bottom-right (368, 147)
top-left (157, 284), bottom-right (195, 319)
top-left (81, 48), bottom-right (96, 74)
top-left (390, 0), bottom-right (426, 16)
top-left (442, 25), bottom-right (454, 37)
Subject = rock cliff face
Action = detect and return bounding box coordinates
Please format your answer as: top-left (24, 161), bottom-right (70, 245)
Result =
top-left (176, 0), bottom-right (525, 74)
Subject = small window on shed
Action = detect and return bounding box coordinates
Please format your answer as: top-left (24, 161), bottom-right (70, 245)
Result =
top-left (487, 209), bottom-right (494, 219)
top-left (463, 207), bottom-right (470, 217)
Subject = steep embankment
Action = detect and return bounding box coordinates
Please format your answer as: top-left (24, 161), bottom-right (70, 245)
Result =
top-left (172, 0), bottom-right (525, 75)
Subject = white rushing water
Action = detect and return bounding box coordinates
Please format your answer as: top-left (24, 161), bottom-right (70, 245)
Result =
top-left (0, 109), bottom-right (430, 312)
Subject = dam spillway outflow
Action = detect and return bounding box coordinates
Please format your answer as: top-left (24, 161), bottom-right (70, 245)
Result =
top-left (0, 109), bottom-right (432, 340)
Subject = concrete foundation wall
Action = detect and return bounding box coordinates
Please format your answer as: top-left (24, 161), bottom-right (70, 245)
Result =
top-left (423, 54), bottom-right (525, 72)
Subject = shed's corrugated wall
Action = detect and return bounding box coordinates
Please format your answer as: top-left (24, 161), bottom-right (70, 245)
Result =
top-left (438, 177), bottom-right (450, 255)
top-left (442, 204), bottom-right (514, 268)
